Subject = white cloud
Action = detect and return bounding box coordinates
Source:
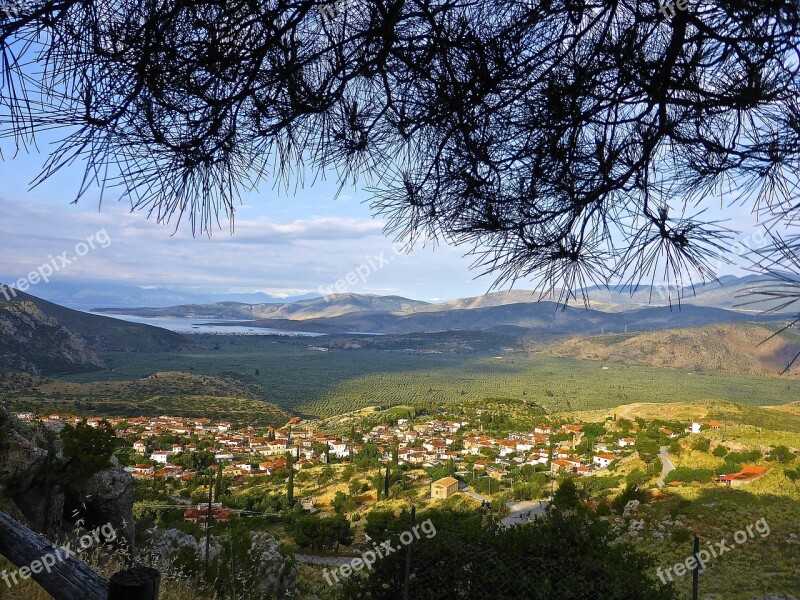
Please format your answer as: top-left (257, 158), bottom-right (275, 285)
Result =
top-left (0, 195), bottom-right (486, 300)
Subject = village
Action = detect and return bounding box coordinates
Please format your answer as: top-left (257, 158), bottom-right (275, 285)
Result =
top-left (12, 408), bottom-right (766, 513)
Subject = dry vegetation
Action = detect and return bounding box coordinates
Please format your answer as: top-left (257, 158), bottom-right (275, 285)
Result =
top-left (547, 324), bottom-right (800, 377)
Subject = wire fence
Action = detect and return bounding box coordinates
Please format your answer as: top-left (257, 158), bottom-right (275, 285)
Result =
top-left (284, 508), bottom-right (679, 600)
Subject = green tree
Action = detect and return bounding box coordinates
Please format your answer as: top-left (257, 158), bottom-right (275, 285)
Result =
top-left (551, 479), bottom-right (581, 512)
top-left (59, 420), bottom-right (116, 493)
top-left (354, 443), bottom-right (381, 468)
top-left (769, 445), bottom-right (796, 464)
top-left (342, 508), bottom-right (678, 599)
top-left (287, 456), bottom-right (294, 503)
top-left (712, 445), bottom-right (728, 458)
top-left (333, 491), bottom-right (348, 513)
top-left (214, 463), bottom-right (223, 502)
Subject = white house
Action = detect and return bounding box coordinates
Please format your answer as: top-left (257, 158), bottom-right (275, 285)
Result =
top-left (592, 453), bottom-right (615, 469)
top-left (150, 451), bottom-right (171, 464)
top-left (328, 440), bottom-right (350, 458)
top-left (618, 437), bottom-right (636, 448)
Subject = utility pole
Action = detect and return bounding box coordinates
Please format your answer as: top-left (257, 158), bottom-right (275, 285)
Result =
top-left (204, 470), bottom-right (213, 582)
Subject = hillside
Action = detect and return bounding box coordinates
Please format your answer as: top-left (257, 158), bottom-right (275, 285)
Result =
top-left (0, 300), bottom-right (106, 374)
top-left (0, 370), bottom-right (292, 426)
top-left (546, 323), bottom-right (800, 376)
top-left (203, 301), bottom-right (786, 336)
top-left (0, 290), bottom-right (190, 375)
top-left (95, 293), bottom-right (432, 320)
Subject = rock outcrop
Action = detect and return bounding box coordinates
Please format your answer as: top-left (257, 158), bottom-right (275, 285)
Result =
top-left (0, 301), bottom-right (105, 375)
top-left (80, 467), bottom-right (136, 549)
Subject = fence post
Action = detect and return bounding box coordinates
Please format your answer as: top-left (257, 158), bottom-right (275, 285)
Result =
top-left (402, 505), bottom-right (416, 600)
top-left (692, 535), bottom-right (700, 600)
top-left (108, 567), bottom-right (160, 600)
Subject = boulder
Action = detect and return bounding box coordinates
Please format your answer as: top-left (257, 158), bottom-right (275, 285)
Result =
top-left (145, 527), bottom-right (222, 572)
top-left (0, 429), bottom-right (64, 533)
top-left (80, 467), bottom-right (135, 549)
top-left (249, 531), bottom-right (297, 597)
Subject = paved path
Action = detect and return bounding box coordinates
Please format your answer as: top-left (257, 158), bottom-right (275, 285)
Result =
top-left (461, 486), bottom-right (491, 503)
top-left (656, 446), bottom-right (675, 487)
top-left (501, 500), bottom-right (549, 527)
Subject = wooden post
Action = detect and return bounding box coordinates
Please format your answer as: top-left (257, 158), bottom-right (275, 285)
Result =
top-left (692, 535), bottom-right (700, 600)
top-left (108, 567), bottom-right (160, 600)
top-left (0, 512), bottom-right (108, 600)
top-left (205, 470), bottom-right (213, 581)
top-left (402, 505), bottom-right (416, 600)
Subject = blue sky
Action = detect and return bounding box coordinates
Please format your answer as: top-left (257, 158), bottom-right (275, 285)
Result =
top-left (0, 136), bottom-right (492, 303)
top-left (0, 134), bottom-right (766, 305)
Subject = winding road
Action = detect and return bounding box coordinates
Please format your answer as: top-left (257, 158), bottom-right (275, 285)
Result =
top-left (656, 446), bottom-right (675, 487)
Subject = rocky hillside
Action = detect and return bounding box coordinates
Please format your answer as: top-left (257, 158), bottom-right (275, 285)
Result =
top-left (546, 323), bottom-right (800, 376)
top-left (0, 290), bottom-right (190, 375)
top-left (0, 301), bottom-right (106, 374)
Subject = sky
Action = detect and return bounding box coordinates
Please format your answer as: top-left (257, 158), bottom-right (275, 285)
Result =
top-left (0, 136), bottom-right (491, 303)
top-left (0, 134), bottom-right (769, 306)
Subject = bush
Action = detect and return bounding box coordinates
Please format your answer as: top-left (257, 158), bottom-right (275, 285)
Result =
top-left (341, 508), bottom-right (679, 600)
top-left (715, 460), bottom-right (743, 476)
top-left (768, 445), bottom-right (796, 464)
top-left (664, 467), bottom-right (714, 485)
top-left (712, 445), bottom-right (728, 458)
top-left (625, 469), bottom-right (649, 487)
top-left (612, 484), bottom-right (646, 513)
top-left (671, 527), bottom-right (693, 544)
top-left (726, 449), bottom-right (762, 463)
top-left (691, 438), bottom-right (711, 452)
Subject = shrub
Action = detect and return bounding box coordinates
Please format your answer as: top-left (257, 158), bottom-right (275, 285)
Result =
top-left (671, 527), bottom-right (693, 544)
top-left (664, 467), bottom-right (714, 484)
top-left (612, 484), bottom-right (646, 513)
top-left (712, 445), bottom-right (728, 458)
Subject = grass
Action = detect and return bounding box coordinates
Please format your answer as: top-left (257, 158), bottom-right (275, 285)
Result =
top-left (634, 484), bottom-right (800, 599)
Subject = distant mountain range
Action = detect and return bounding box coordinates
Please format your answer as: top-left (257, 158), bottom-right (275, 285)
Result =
top-left (2, 279), bottom-right (799, 378)
top-left (92, 275), bottom-right (797, 336)
top-left (0, 278), bottom-right (317, 311)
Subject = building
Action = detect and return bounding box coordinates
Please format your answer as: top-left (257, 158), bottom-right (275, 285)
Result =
top-left (431, 476), bottom-right (459, 499)
top-left (132, 464), bottom-right (155, 478)
top-left (592, 453), bottom-right (615, 469)
top-left (150, 451), bottom-right (171, 464)
top-left (717, 466), bottom-right (768, 487)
